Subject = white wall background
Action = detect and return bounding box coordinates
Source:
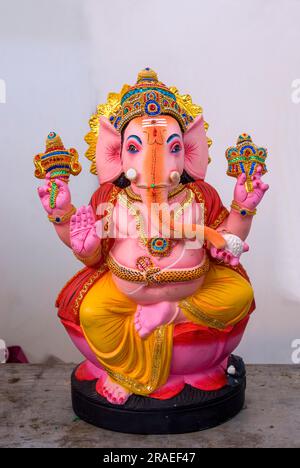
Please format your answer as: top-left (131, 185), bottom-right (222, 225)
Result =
top-left (0, 0), bottom-right (299, 364)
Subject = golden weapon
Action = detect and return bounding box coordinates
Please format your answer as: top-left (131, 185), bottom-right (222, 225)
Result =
top-left (225, 134), bottom-right (267, 192)
top-left (34, 132), bottom-right (81, 209)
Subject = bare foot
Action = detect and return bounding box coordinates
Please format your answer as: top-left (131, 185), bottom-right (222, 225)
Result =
top-left (102, 376), bottom-right (131, 405)
top-left (134, 301), bottom-right (177, 339)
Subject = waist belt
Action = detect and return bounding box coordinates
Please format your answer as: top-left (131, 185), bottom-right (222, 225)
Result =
top-left (106, 254), bottom-right (210, 285)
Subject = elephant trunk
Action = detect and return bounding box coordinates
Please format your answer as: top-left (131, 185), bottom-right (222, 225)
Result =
top-left (138, 126), bottom-right (225, 249)
top-left (139, 185), bottom-right (225, 249)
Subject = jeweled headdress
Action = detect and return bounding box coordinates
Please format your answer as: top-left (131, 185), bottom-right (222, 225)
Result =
top-left (85, 68), bottom-right (211, 175)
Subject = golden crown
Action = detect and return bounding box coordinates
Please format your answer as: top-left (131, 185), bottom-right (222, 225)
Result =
top-left (85, 68), bottom-right (211, 175)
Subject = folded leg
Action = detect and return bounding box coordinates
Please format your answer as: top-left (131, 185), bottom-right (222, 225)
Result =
top-left (79, 271), bottom-right (173, 402)
top-left (179, 263), bottom-right (254, 330)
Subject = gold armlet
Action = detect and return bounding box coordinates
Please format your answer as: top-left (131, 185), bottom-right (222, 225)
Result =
top-left (48, 205), bottom-right (76, 224)
top-left (231, 200), bottom-right (257, 217)
top-left (74, 246), bottom-right (101, 266)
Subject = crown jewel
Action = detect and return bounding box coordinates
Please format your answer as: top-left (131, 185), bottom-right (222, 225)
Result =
top-left (108, 68), bottom-right (194, 133)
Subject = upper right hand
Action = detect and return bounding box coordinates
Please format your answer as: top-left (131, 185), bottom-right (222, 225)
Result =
top-left (37, 174), bottom-right (71, 215)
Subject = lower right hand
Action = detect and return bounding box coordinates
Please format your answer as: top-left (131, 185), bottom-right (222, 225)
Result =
top-left (70, 205), bottom-right (100, 256)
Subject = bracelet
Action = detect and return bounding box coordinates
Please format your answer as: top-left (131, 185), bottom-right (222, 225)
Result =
top-left (231, 200), bottom-right (257, 217)
top-left (74, 245), bottom-right (101, 266)
top-left (48, 205), bottom-right (76, 224)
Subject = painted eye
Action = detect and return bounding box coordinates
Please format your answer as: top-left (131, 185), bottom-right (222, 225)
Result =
top-left (127, 144), bottom-right (139, 154)
top-left (171, 143), bottom-right (182, 154)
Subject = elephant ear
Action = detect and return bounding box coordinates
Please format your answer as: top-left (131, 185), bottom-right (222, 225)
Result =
top-left (183, 114), bottom-right (209, 180)
top-left (95, 116), bottom-right (122, 184)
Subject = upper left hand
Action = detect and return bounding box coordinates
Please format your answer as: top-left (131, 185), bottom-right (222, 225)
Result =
top-left (234, 165), bottom-right (269, 210)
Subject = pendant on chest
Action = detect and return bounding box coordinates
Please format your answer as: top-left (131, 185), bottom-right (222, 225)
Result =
top-left (147, 237), bottom-right (174, 257)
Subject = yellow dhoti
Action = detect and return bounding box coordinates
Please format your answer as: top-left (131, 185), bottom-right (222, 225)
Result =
top-left (80, 264), bottom-right (253, 394)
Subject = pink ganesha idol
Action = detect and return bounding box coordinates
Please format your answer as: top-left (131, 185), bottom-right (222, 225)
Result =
top-left (35, 68), bottom-right (269, 433)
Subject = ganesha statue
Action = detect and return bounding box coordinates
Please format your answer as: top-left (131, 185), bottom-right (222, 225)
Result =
top-left (35, 68), bottom-right (268, 433)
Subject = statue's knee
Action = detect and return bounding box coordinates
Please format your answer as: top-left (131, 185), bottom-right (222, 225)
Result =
top-left (240, 281), bottom-right (254, 307)
top-left (80, 304), bottom-right (95, 329)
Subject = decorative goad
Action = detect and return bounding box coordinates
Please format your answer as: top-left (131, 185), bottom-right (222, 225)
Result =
top-left (225, 133), bottom-right (267, 192)
top-left (34, 132), bottom-right (81, 208)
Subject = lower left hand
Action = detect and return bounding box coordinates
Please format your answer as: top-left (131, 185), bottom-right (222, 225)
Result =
top-left (210, 234), bottom-right (249, 266)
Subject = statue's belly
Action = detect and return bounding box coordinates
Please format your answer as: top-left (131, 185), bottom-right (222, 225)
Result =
top-left (109, 239), bottom-right (206, 304)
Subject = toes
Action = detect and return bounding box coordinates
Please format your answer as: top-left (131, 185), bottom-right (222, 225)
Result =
top-left (134, 317), bottom-right (141, 330)
top-left (134, 311), bottom-right (141, 328)
top-left (139, 329), bottom-right (150, 339)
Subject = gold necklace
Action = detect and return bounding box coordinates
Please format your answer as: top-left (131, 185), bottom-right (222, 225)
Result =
top-left (124, 183), bottom-right (185, 203)
top-left (118, 189), bottom-right (194, 254)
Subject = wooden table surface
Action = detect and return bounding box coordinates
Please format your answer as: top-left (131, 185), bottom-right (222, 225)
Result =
top-left (0, 363), bottom-right (299, 448)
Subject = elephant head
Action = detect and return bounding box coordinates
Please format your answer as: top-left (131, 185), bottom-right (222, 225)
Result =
top-left (95, 113), bottom-right (225, 248)
top-left (96, 112), bottom-right (209, 187)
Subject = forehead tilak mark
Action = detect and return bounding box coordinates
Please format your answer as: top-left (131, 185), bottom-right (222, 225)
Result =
top-left (141, 117), bottom-right (167, 128)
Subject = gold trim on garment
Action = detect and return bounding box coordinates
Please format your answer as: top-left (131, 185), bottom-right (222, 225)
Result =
top-left (72, 265), bottom-right (108, 317)
top-left (106, 325), bottom-right (169, 395)
top-left (106, 253), bottom-right (210, 285)
top-left (209, 208), bottom-right (229, 229)
top-left (179, 298), bottom-right (227, 330)
top-left (187, 182), bottom-right (207, 224)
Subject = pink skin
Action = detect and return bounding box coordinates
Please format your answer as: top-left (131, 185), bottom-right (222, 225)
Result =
top-left (101, 377), bottom-right (129, 405)
top-left (70, 205), bottom-right (100, 257)
top-left (134, 301), bottom-right (179, 339)
top-left (113, 120), bottom-right (268, 340)
top-left (62, 317), bottom-right (249, 400)
top-left (38, 175), bottom-right (101, 260)
top-left (220, 166), bottom-right (269, 241)
top-left (210, 242), bottom-right (249, 267)
top-left (210, 166), bottom-right (269, 266)
top-left (37, 174), bottom-right (73, 247)
top-left (39, 115), bottom-right (269, 404)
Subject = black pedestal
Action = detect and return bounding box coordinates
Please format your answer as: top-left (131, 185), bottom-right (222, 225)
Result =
top-left (71, 355), bottom-right (246, 434)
